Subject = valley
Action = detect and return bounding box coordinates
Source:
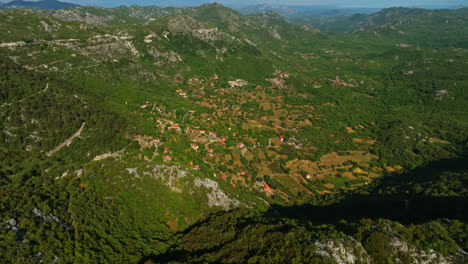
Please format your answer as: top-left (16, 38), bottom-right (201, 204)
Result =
top-left (0, 3), bottom-right (467, 263)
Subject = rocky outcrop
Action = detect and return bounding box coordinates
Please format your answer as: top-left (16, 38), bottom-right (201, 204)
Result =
top-left (312, 237), bottom-right (454, 264)
top-left (313, 239), bottom-right (370, 264)
top-left (53, 8), bottom-right (115, 26)
top-left (194, 178), bottom-right (241, 211)
top-left (4, 218), bottom-right (19, 232)
top-left (167, 15), bottom-right (233, 44)
top-left (125, 165), bottom-right (241, 210)
top-left (389, 238), bottom-right (452, 264)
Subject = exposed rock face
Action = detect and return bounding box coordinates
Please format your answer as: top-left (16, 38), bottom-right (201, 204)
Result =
top-left (267, 77), bottom-right (286, 89)
top-left (40, 20), bottom-right (61, 34)
top-left (147, 46), bottom-right (183, 64)
top-left (244, 38), bottom-right (256, 46)
top-left (168, 15), bottom-right (208, 34)
top-left (53, 8), bottom-right (115, 26)
top-left (312, 237), bottom-right (454, 264)
top-left (149, 165), bottom-right (188, 193)
top-left (434, 89), bottom-right (451, 100)
top-left (194, 178), bottom-right (241, 211)
top-left (32, 208), bottom-right (61, 224)
top-left (0, 41), bottom-right (26, 48)
top-left (126, 165), bottom-right (187, 193)
top-left (313, 239), bottom-right (370, 264)
top-left (167, 15), bottom-right (231, 43)
top-left (301, 24), bottom-right (320, 34)
top-left (389, 238), bottom-right (452, 264)
top-left (125, 165), bottom-right (241, 209)
top-left (4, 218), bottom-right (19, 232)
top-left (125, 167), bottom-right (141, 178)
top-left (74, 169), bottom-right (84, 176)
top-left (269, 29), bottom-right (281, 40)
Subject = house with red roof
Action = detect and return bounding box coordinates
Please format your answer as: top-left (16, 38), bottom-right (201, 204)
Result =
top-left (263, 182), bottom-right (271, 191)
top-left (280, 136), bottom-right (285, 141)
top-left (193, 164), bottom-right (200, 170)
top-left (220, 175), bottom-right (226, 180)
top-left (190, 144), bottom-right (199, 150)
top-left (239, 171), bottom-right (246, 176)
top-left (237, 143), bottom-right (245, 148)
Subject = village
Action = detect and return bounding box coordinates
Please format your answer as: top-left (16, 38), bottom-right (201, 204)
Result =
top-left (123, 69), bottom-right (404, 201)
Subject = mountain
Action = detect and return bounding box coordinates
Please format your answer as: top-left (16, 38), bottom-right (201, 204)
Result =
top-left (290, 6), bottom-right (468, 33)
top-left (238, 4), bottom-right (381, 19)
top-left (5, 0), bottom-right (77, 10)
top-left (50, 5), bottom-right (179, 25)
top-left (238, 4), bottom-right (302, 16)
top-left (0, 3), bottom-right (467, 263)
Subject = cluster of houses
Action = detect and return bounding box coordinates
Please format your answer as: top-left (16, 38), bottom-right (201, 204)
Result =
top-left (132, 84), bottom-right (302, 194)
top-left (176, 89), bottom-right (187, 98)
top-left (168, 122), bottom-right (180, 130)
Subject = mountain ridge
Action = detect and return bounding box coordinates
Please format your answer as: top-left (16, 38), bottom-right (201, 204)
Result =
top-left (4, 0), bottom-right (77, 9)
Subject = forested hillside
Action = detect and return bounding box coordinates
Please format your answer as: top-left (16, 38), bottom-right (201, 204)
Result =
top-left (289, 7), bottom-right (468, 35)
top-left (0, 4), bottom-right (467, 263)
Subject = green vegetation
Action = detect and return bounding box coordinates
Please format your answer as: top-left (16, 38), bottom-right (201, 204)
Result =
top-left (0, 4), bottom-right (467, 263)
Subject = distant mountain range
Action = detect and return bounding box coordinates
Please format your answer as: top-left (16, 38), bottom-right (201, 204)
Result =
top-left (237, 4), bottom-right (382, 18)
top-left (4, 0), bottom-right (77, 10)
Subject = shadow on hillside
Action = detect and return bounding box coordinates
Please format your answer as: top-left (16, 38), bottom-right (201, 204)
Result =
top-left (142, 154), bottom-right (467, 263)
top-left (275, 154), bottom-right (468, 223)
top-left (272, 195), bottom-right (467, 224)
top-left (372, 153), bottom-right (467, 192)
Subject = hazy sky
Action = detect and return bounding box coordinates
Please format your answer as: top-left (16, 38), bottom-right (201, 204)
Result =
top-left (1, 0), bottom-right (466, 8)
